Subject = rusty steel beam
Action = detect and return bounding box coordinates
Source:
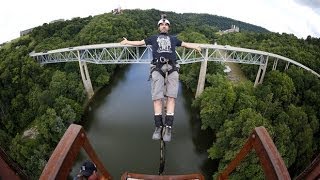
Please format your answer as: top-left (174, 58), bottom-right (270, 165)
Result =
top-left (0, 148), bottom-right (28, 180)
top-left (39, 124), bottom-right (111, 180)
top-left (121, 172), bottom-right (205, 180)
top-left (218, 138), bottom-right (253, 180)
top-left (252, 127), bottom-right (291, 180)
top-left (217, 126), bottom-right (291, 180)
top-left (296, 153), bottom-right (320, 180)
top-left (82, 134), bottom-right (111, 179)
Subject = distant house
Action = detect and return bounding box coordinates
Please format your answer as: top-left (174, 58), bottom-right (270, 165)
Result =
top-left (50, 19), bottom-right (65, 23)
top-left (218, 25), bottom-right (240, 35)
top-left (20, 27), bottom-right (34, 37)
top-left (112, 6), bottom-right (122, 15)
top-left (20, 19), bottom-right (65, 37)
top-left (19, 18), bottom-right (66, 38)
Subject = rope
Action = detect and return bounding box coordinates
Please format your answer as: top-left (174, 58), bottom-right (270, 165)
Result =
top-left (159, 138), bottom-right (166, 175)
top-left (158, 61), bottom-right (169, 175)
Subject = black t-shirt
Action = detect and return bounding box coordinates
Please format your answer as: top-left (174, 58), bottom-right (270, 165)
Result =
top-left (144, 33), bottom-right (182, 62)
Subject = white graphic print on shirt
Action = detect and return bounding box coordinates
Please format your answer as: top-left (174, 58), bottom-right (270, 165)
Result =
top-left (156, 35), bottom-right (172, 53)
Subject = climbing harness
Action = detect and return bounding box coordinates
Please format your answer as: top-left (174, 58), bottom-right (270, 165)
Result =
top-left (149, 57), bottom-right (179, 81)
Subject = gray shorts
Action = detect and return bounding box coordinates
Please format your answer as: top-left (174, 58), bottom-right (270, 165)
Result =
top-left (150, 64), bottom-right (180, 100)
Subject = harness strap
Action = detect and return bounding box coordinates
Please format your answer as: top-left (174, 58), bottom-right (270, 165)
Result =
top-left (151, 66), bottom-right (166, 77)
top-left (167, 66), bottom-right (178, 75)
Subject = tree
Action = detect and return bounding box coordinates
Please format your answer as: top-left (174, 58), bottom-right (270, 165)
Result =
top-left (286, 105), bottom-right (314, 175)
top-left (37, 108), bottom-right (67, 145)
top-left (194, 74), bottom-right (236, 131)
top-left (53, 96), bottom-right (82, 123)
top-left (0, 129), bottom-right (9, 148)
top-left (49, 70), bottom-right (69, 98)
top-left (233, 81), bottom-right (257, 112)
top-left (264, 71), bottom-right (296, 106)
top-left (209, 108), bottom-right (273, 179)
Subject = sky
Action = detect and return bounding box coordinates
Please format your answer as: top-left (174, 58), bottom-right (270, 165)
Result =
top-left (1, 0), bottom-right (320, 44)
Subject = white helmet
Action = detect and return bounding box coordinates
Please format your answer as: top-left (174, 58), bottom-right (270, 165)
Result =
top-left (158, 19), bottom-right (170, 26)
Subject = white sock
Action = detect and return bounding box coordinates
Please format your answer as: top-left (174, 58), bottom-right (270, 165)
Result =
top-left (166, 113), bottom-right (174, 116)
top-left (155, 113), bottom-right (162, 116)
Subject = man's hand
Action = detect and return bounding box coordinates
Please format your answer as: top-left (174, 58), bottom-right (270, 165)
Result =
top-left (181, 42), bottom-right (201, 53)
top-left (195, 46), bottom-right (201, 52)
top-left (120, 37), bottom-right (128, 45)
top-left (120, 38), bottom-right (145, 46)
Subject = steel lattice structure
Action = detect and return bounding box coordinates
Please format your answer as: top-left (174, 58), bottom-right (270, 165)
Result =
top-left (29, 43), bottom-right (320, 78)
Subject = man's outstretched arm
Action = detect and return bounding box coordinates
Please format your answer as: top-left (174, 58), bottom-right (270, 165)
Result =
top-left (181, 42), bottom-right (201, 52)
top-left (120, 37), bottom-right (145, 46)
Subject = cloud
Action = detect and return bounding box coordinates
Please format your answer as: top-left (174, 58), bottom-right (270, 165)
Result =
top-left (294, 0), bottom-right (320, 14)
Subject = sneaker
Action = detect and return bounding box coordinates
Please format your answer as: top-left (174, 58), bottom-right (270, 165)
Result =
top-left (163, 126), bottom-right (172, 142)
top-left (152, 126), bottom-right (163, 140)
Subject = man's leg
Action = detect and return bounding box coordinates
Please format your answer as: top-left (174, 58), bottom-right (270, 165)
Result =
top-left (163, 71), bottom-right (179, 142)
top-left (163, 97), bottom-right (174, 142)
top-left (165, 71), bottom-right (179, 115)
top-left (151, 70), bottom-right (165, 140)
top-left (166, 97), bottom-right (175, 115)
top-left (153, 99), bottom-right (162, 115)
top-left (152, 99), bottom-right (163, 140)
top-left (164, 97), bottom-right (175, 127)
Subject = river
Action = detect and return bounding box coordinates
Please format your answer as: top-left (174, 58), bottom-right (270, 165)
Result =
top-left (71, 64), bottom-right (216, 179)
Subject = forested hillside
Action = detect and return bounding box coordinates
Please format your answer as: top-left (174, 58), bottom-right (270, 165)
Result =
top-left (187, 33), bottom-right (320, 178)
top-left (0, 8), bottom-right (319, 179)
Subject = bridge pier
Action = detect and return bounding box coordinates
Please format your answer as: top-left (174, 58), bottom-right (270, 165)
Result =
top-left (272, 59), bottom-right (278, 70)
top-left (78, 51), bottom-right (94, 99)
top-left (195, 49), bottom-right (208, 98)
top-left (254, 57), bottom-right (269, 87)
top-left (285, 62), bottom-right (290, 70)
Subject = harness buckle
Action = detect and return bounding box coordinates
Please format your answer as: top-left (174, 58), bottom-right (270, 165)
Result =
top-left (159, 57), bottom-right (169, 63)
